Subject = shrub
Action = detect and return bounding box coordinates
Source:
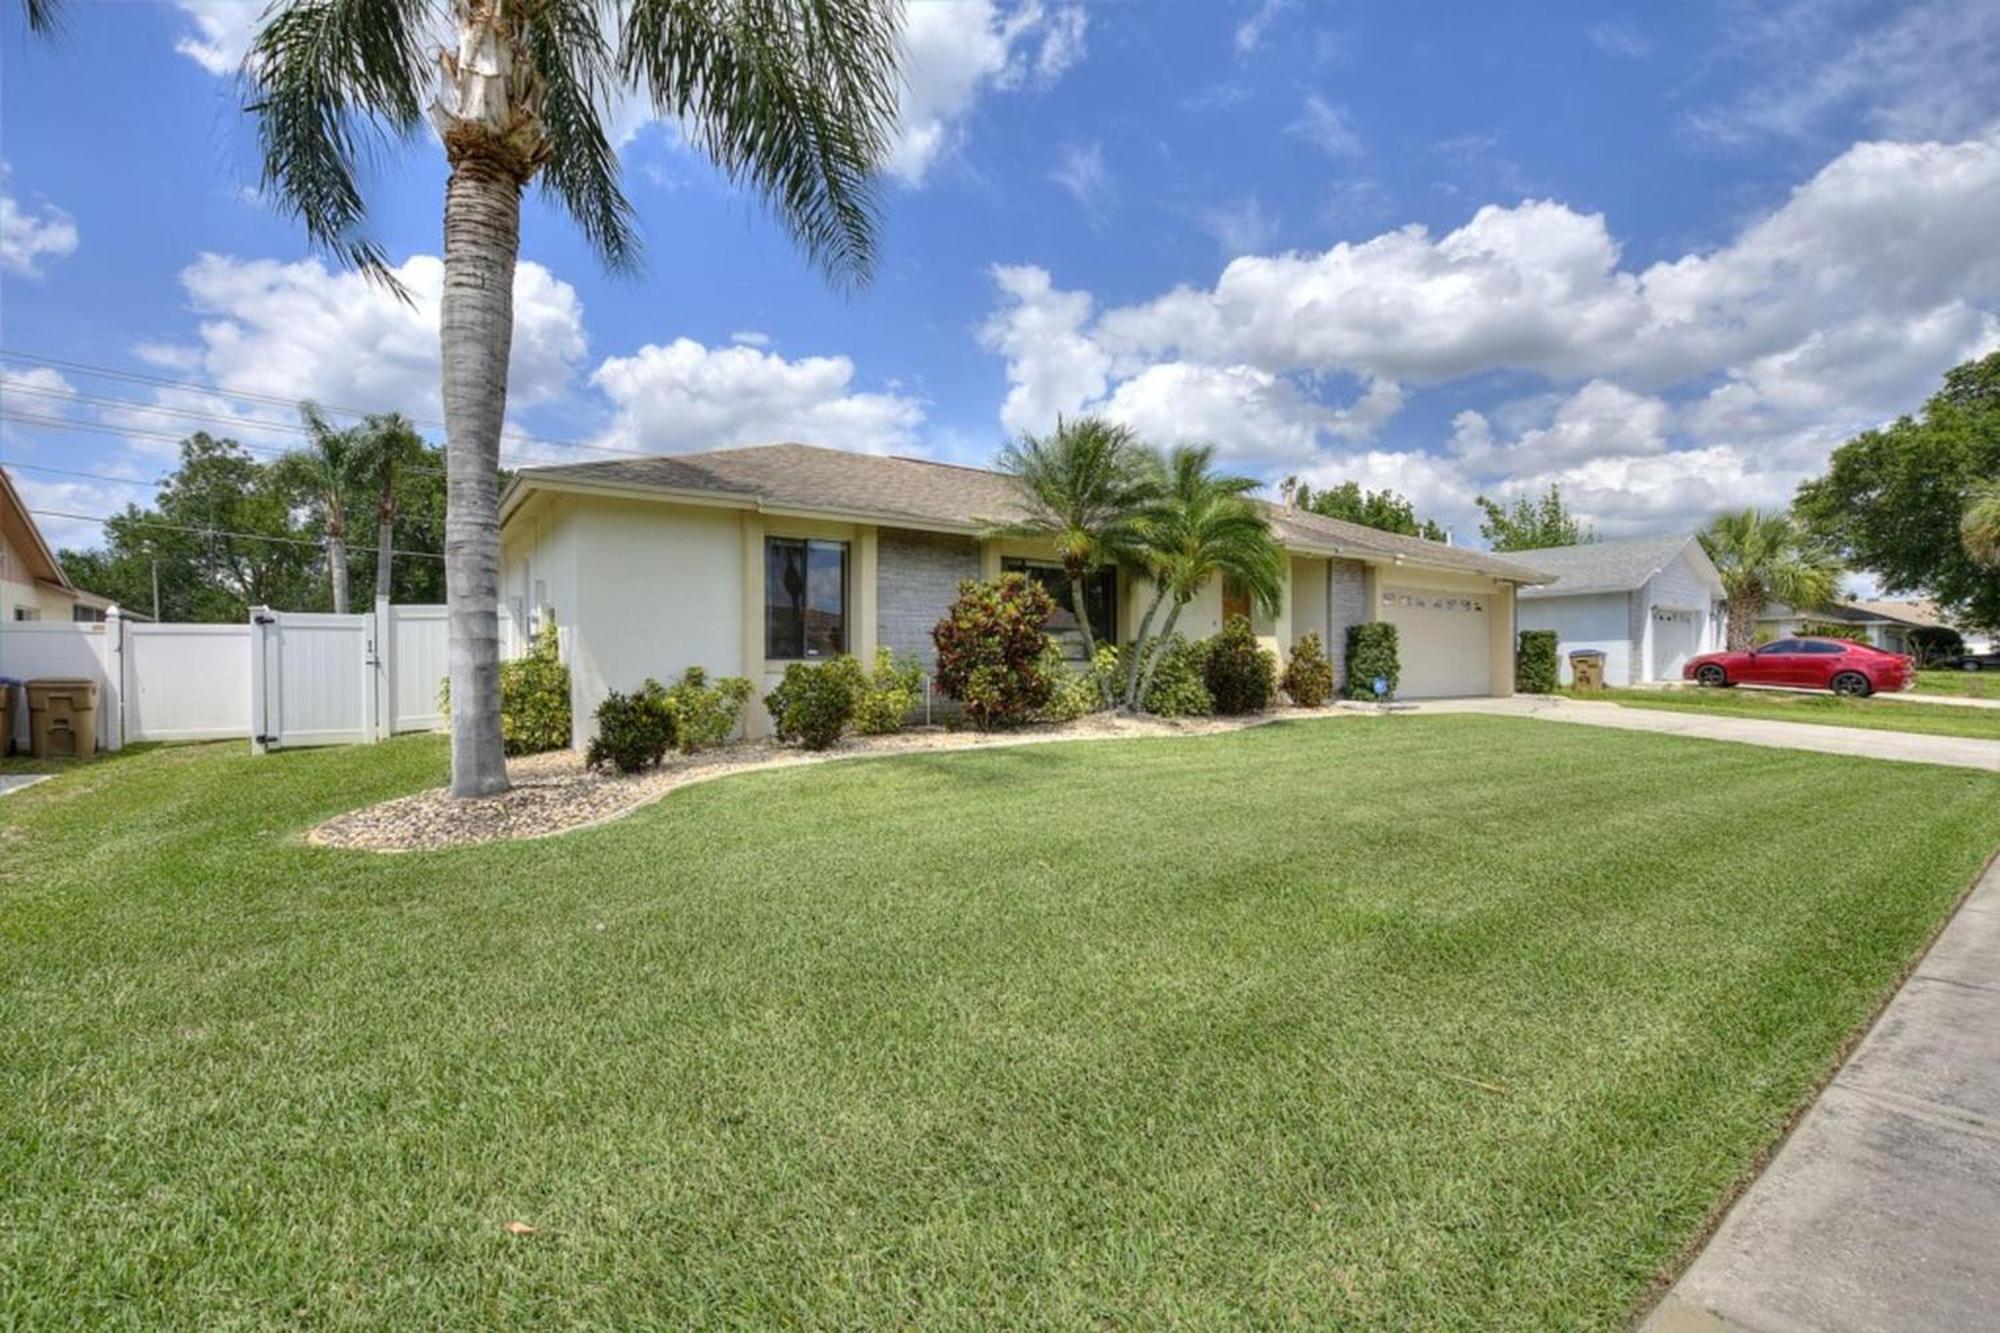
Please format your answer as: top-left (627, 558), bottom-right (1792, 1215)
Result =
top-left (931, 574), bottom-right (1057, 730)
top-left (1909, 625), bottom-right (1964, 665)
top-left (1344, 622), bottom-right (1400, 700)
top-left (1203, 615), bottom-right (1277, 714)
top-left (585, 680), bottom-right (677, 774)
top-left (1799, 620), bottom-right (1871, 644)
top-left (1138, 634), bottom-right (1214, 716)
top-left (765, 658), bottom-right (862, 750)
top-left (661, 666), bottom-right (753, 752)
top-left (1516, 629), bottom-right (1559, 694)
top-left (1035, 643), bottom-right (1104, 723)
top-left (441, 619), bottom-right (573, 755)
top-left (853, 648), bottom-right (924, 735)
top-left (1280, 631), bottom-right (1335, 707)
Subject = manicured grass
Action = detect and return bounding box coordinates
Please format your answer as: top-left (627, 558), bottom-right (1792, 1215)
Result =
top-left (1573, 685), bottom-right (2000, 741)
top-left (1911, 668), bottom-right (2000, 700)
top-left (4, 721), bottom-right (1998, 1328)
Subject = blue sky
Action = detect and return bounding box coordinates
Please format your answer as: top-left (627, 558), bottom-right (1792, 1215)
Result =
top-left (4, 0), bottom-right (1998, 558)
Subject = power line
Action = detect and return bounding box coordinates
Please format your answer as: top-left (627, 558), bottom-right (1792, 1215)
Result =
top-left (0, 402), bottom-right (454, 476)
top-left (28, 508), bottom-right (449, 561)
top-left (3, 460), bottom-right (170, 488)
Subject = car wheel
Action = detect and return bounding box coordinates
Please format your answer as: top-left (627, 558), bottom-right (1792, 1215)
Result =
top-left (1965, 661), bottom-right (1983, 672)
top-left (1831, 671), bottom-right (1873, 698)
top-left (1695, 664), bottom-right (1727, 687)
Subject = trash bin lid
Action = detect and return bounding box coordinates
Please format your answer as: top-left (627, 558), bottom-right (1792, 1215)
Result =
top-left (27, 677), bottom-right (99, 687)
top-left (1567, 650), bottom-right (1605, 660)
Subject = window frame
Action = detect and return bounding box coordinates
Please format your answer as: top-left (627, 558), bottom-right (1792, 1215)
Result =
top-left (764, 535), bottom-right (850, 661)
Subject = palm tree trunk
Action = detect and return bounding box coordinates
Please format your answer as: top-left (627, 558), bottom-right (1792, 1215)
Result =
top-left (1064, 570), bottom-right (1106, 705)
top-left (1726, 587), bottom-right (1762, 650)
top-left (1134, 598), bottom-right (1187, 713)
top-left (327, 525), bottom-right (350, 614)
top-left (1122, 581), bottom-right (1169, 709)
top-left (440, 154), bottom-right (519, 798)
top-left (375, 489), bottom-right (396, 606)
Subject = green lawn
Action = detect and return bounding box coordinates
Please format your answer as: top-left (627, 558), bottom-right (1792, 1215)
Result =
top-left (1911, 668), bottom-right (2000, 700)
top-left (1572, 685), bottom-right (2000, 741)
top-left (5, 721), bottom-right (1998, 1329)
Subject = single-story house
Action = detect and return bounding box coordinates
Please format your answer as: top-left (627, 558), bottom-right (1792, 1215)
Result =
top-left (498, 443), bottom-right (1550, 742)
top-left (1, 467), bottom-right (119, 624)
top-left (1757, 598), bottom-right (1966, 655)
top-left (1513, 534), bottom-right (1726, 687)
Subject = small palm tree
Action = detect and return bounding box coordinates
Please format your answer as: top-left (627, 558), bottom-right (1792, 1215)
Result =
top-left (1963, 480), bottom-right (2000, 568)
top-left (987, 418), bottom-right (1160, 703)
top-left (349, 414), bottom-right (428, 604)
top-left (1124, 446), bottom-right (1284, 710)
top-left (1700, 508), bottom-right (1843, 650)
top-left (273, 403), bottom-right (366, 613)
top-left (234, 0), bottom-right (902, 797)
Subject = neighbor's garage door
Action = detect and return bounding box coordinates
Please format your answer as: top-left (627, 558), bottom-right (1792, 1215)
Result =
top-left (1378, 585), bottom-right (1491, 698)
top-left (1651, 607), bottom-right (1700, 682)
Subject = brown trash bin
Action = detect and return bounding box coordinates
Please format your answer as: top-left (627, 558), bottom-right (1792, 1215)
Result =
top-left (0, 682), bottom-right (12, 756)
top-left (1569, 650), bottom-right (1606, 691)
top-left (26, 677), bottom-right (99, 759)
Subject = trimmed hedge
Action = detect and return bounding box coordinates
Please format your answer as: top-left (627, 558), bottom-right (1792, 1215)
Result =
top-left (765, 659), bottom-right (862, 750)
top-left (1204, 615), bottom-right (1277, 714)
top-left (1280, 632), bottom-right (1334, 707)
top-left (661, 666), bottom-right (753, 752)
top-left (585, 680), bottom-right (677, 774)
top-left (1516, 629), bottom-right (1559, 694)
top-left (852, 649), bottom-right (924, 735)
top-left (1344, 622), bottom-right (1400, 700)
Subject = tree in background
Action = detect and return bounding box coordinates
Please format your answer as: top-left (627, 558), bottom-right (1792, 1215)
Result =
top-left (244, 0), bottom-right (905, 799)
top-left (350, 413), bottom-right (429, 604)
top-left (1474, 485), bottom-right (1594, 552)
top-left (1963, 480), bottom-right (2000, 569)
top-left (988, 417), bottom-right (1161, 704)
top-left (1699, 509), bottom-right (1843, 650)
top-left (1283, 477), bottom-right (1449, 543)
top-left (1797, 351), bottom-right (2000, 630)
top-left (272, 403), bottom-right (365, 613)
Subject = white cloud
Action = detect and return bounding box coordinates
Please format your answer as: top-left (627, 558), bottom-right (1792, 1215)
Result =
top-left (1288, 96), bottom-right (1364, 158)
top-left (979, 264), bottom-right (1112, 435)
top-left (590, 338), bottom-right (923, 455)
top-left (729, 330), bottom-right (771, 348)
top-left (1198, 197), bottom-right (1279, 255)
top-left (1235, 0), bottom-right (1295, 54)
top-left (171, 0), bottom-right (259, 75)
top-left (1048, 141), bottom-right (1112, 219)
top-left (1, 192), bottom-right (79, 277)
top-left (888, 0), bottom-right (1088, 185)
top-left (1586, 20), bottom-right (1651, 60)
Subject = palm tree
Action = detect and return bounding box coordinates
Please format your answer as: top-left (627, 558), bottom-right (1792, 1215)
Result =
top-left (1699, 508), bottom-right (1843, 650)
top-left (349, 413), bottom-right (428, 604)
top-left (232, 0), bottom-right (902, 797)
top-left (1124, 446), bottom-right (1284, 710)
top-left (987, 418), bottom-right (1160, 704)
top-left (1963, 480), bottom-right (2000, 568)
top-left (274, 403), bottom-right (366, 613)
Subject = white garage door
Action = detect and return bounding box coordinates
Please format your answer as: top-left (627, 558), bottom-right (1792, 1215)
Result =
top-left (1378, 586), bottom-right (1491, 698)
top-left (1651, 607), bottom-right (1700, 682)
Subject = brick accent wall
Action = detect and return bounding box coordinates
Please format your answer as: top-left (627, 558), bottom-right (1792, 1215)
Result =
top-left (1326, 558), bottom-right (1369, 686)
top-left (877, 527), bottom-right (981, 668)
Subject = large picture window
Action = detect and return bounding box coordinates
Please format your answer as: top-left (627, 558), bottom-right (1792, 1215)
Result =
top-left (765, 537), bottom-right (848, 659)
top-left (1001, 559), bottom-right (1118, 646)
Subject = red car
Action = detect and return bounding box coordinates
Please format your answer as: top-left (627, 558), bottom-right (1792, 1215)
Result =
top-left (1682, 637), bottom-right (1915, 696)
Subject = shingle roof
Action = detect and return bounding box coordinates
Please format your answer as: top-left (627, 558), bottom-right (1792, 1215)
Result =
top-left (1512, 534), bottom-right (1707, 598)
top-left (507, 443), bottom-right (1550, 583)
top-left (1763, 599), bottom-right (1934, 627)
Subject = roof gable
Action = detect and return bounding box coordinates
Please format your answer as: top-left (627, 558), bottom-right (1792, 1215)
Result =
top-left (1514, 534), bottom-right (1717, 599)
top-left (0, 467), bottom-right (73, 590)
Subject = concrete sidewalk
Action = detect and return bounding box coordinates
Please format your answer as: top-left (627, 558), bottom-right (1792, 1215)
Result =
top-left (1640, 856), bottom-right (2000, 1332)
top-left (1404, 695), bottom-right (2000, 772)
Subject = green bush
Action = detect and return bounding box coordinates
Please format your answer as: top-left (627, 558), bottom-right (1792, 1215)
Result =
top-left (1280, 632), bottom-right (1335, 707)
top-left (931, 574), bottom-right (1057, 730)
top-left (585, 680), bottom-right (677, 774)
top-left (1344, 622), bottom-right (1400, 700)
top-left (765, 658), bottom-right (862, 750)
top-left (441, 619), bottom-right (573, 755)
top-left (1516, 629), bottom-right (1559, 694)
top-left (1035, 643), bottom-right (1104, 723)
top-left (1139, 635), bottom-right (1214, 717)
top-left (1203, 615), bottom-right (1277, 714)
top-left (661, 666), bottom-right (753, 752)
top-left (1799, 620), bottom-right (1871, 644)
top-left (853, 648), bottom-right (924, 735)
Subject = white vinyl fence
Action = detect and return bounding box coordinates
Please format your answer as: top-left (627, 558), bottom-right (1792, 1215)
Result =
top-left (0, 598), bottom-right (449, 754)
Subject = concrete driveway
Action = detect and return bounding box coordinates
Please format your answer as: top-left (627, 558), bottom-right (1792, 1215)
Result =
top-left (1641, 856), bottom-right (2000, 1332)
top-left (1398, 695), bottom-right (2000, 772)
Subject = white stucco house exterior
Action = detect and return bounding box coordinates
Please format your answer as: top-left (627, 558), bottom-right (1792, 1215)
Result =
top-left (1513, 535), bottom-right (1725, 687)
top-left (497, 443), bottom-right (1552, 743)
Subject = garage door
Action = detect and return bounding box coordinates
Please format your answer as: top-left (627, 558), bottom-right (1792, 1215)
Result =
top-left (1651, 607), bottom-right (1700, 682)
top-left (1377, 585), bottom-right (1491, 698)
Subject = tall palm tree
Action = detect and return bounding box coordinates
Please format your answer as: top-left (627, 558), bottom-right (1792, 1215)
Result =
top-left (274, 403), bottom-right (366, 613)
top-left (230, 0), bottom-right (903, 797)
top-left (1962, 480), bottom-right (2000, 568)
top-left (349, 413), bottom-right (428, 604)
top-left (987, 417), bottom-right (1160, 703)
top-left (1124, 445), bottom-right (1284, 710)
top-left (1699, 508), bottom-right (1843, 650)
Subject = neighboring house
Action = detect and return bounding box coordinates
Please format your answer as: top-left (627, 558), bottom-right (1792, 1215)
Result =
top-left (1513, 534), bottom-right (1726, 687)
top-left (498, 443), bottom-right (1550, 742)
top-left (0, 467), bottom-right (119, 624)
top-left (1758, 599), bottom-right (1934, 654)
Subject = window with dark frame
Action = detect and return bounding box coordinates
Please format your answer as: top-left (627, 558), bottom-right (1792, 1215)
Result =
top-left (765, 537), bottom-right (848, 659)
top-left (1000, 558), bottom-right (1118, 646)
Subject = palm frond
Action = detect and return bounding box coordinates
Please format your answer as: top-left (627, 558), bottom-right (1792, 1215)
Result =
top-left (521, 0), bottom-right (639, 271)
top-left (619, 0), bottom-right (903, 287)
top-left (22, 0), bottom-right (64, 36)
top-left (243, 0), bottom-right (433, 288)
top-left (1963, 480), bottom-right (2000, 568)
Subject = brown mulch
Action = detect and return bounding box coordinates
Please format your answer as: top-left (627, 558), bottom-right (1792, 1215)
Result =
top-left (307, 707), bottom-right (1342, 853)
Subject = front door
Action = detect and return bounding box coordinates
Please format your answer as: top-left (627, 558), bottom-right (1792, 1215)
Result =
top-left (1222, 576), bottom-right (1251, 625)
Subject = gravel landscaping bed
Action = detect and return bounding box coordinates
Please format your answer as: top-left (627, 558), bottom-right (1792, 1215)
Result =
top-left (309, 708), bottom-right (1333, 852)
